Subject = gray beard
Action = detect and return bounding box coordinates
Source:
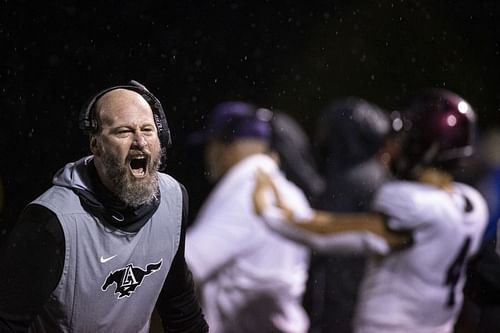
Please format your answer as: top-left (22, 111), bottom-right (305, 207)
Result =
top-left (101, 152), bottom-right (161, 208)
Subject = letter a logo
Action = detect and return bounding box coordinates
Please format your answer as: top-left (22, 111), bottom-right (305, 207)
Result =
top-left (122, 265), bottom-right (138, 287)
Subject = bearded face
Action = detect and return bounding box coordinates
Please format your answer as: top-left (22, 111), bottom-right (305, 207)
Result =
top-left (90, 89), bottom-right (164, 207)
top-left (99, 144), bottom-right (161, 207)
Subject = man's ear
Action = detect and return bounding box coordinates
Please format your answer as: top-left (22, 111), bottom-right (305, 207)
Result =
top-left (90, 136), bottom-right (101, 156)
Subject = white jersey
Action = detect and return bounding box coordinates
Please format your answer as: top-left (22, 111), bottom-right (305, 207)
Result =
top-left (354, 180), bottom-right (488, 333)
top-left (186, 154), bottom-right (312, 333)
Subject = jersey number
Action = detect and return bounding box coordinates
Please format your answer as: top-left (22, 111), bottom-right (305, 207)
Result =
top-left (444, 236), bottom-right (471, 308)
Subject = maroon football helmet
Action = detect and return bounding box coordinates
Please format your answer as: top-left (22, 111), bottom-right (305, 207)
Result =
top-left (389, 88), bottom-right (476, 179)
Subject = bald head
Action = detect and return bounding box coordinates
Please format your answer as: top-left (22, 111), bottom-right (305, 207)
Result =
top-left (93, 89), bottom-right (153, 134)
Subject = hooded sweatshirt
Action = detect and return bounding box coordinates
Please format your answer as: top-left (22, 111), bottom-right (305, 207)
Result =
top-left (0, 156), bottom-right (208, 333)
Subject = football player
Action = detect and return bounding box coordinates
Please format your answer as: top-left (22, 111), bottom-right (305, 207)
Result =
top-left (253, 89), bottom-right (488, 333)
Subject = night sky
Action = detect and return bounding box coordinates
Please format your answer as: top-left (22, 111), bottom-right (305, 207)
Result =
top-left (1, 0), bottom-right (500, 235)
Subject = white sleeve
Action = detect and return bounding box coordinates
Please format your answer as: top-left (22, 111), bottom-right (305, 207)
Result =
top-left (186, 210), bottom-right (259, 283)
top-left (261, 206), bottom-right (390, 256)
top-left (373, 182), bottom-right (423, 230)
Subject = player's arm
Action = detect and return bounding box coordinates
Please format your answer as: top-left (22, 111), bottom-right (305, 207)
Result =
top-left (253, 169), bottom-right (411, 254)
top-left (155, 184), bottom-right (208, 333)
top-left (0, 204), bottom-right (65, 332)
top-left (298, 211), bottom-right (411, 249)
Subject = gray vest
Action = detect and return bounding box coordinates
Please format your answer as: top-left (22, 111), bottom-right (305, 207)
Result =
top-left (29, 174), bottom-right (182, 333)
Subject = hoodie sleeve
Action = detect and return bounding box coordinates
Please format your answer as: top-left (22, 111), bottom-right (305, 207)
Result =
top-left (155, 183), bottom-right (209, 333)
top-left (0, 204), bottom-right (65, 332)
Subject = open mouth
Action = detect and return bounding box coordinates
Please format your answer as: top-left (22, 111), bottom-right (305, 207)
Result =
top-left (129, 156), bottom-right (148, 178)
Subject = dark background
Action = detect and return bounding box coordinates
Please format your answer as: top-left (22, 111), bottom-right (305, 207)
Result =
top-left (1, 0), bottom-right (500, 235)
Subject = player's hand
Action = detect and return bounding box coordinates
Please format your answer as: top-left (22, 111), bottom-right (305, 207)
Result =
top-left (253, 168), bottom-right (272, 216)
top-left (253, 169), bottom-right (294, 220)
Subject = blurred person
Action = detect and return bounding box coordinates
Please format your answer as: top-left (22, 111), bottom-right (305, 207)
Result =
top-left (305, 97), bottom-right (391, 333)
top-left (476, 128), bottom-right (500, 242)
top-left (269, 111), bottom-right (325, 202)
top-left (455, 128), bottom-right (500, 333)
top-left (0, 81), bottom-right (208, 332)
top-left (253, 89), bottom-right (488, 333)
top-left (186, 101), bottom-right (312, 333)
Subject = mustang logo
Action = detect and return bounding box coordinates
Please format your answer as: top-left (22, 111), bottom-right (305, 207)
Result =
top-left (102, 260), bottom-right (162, 299)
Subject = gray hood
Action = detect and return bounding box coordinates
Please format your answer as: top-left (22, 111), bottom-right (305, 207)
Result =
top-left (52, 156), bottom-right (96, 193)
top-left (51, 155), bottom-right (161, 229)
top-left (52, 155), bottom-right (102, 211)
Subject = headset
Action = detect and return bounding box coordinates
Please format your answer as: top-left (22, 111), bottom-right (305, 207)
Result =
top-left (79, 80), bottom-right (171, 169)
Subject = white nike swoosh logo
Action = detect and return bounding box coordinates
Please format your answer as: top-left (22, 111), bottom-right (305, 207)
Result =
top-left (100, 255), bottom-right (117, 263)
top-left (111, 214), bottom-right (124, 222)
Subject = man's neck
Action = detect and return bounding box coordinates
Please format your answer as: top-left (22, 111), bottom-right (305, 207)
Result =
top-left (416, 168), bottom-right (453, 191)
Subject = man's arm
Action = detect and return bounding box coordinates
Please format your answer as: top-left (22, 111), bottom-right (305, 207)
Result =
top-left (295, 211), bottom-right (411, 249)
top-left (253, 169), bottom-right (411, 254)
top-left (155, 184), bottom-right (208, 333)
top-left (0, 204), bottom-right (65, 332)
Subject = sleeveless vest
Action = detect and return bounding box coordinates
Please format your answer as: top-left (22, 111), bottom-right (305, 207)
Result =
top-left (29, 174), bottom-right (182, 333)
